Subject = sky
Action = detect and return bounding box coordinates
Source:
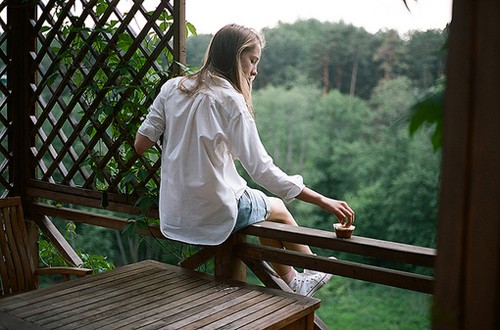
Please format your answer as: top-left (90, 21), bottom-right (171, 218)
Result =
top-left (185, 0), bottom-right (453, 35)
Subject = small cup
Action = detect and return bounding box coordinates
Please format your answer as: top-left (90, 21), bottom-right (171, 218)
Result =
top-left (333, 223), bottom-right (356, 238)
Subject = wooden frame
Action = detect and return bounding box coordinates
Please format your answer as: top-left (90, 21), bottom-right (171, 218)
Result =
top-left (0, 197), bottom-right (91, 297)
top-left (433, 0), bottom-right (500, 328)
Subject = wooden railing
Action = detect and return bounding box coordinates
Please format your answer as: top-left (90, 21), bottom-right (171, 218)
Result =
top-left (32, 202), bottom-right (435, 296)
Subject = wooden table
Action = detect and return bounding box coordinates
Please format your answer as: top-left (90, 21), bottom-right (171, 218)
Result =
top-left (0, 260), bottom-right (320, 329)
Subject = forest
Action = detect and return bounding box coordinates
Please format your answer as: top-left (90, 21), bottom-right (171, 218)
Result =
top-left (185, 19), bottom-right (446, 248)
top-left (41, 19), bottom-right (448, 329)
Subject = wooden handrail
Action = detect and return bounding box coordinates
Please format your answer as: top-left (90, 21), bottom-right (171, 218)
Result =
top-left (242, 221), bottom-right (436, 267)
top-left (241, 222), bottom-right (435, 294)
top-left (30, 203), bottom-right (435, 294)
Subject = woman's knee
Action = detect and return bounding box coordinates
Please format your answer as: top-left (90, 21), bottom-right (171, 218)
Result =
top-left (267, 197), bottom-right (294, 224)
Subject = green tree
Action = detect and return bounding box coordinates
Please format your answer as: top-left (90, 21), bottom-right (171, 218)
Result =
top-left (372, 29), bottom-right (408, 81)
top-left (350, 77), bottom-right (440, 248)
top-left (405, 28), bottom-right (448, 89)
top-left (186, 33), bottom-right (212, 69)
top-left (258, 19), bottom-right (323, 88)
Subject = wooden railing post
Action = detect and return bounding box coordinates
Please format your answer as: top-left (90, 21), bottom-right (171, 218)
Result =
top-left (7, 0), bottom-right (37, 199)
top-left (8, 0), bottom-right (38, 268)
top-left (171, 0), bottom-right (186, 76)
top-left (214, 233), bottom-right (247, 282)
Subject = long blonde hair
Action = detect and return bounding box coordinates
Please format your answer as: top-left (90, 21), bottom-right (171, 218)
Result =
top-left (180, 24), bottom-right (264, 116)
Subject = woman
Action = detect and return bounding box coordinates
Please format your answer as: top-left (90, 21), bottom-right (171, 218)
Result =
top-left (135, 24), bottom-right (354, 296)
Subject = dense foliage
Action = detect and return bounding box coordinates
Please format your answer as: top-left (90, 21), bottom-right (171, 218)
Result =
top-left (187, 19), bottom-right (447, 97)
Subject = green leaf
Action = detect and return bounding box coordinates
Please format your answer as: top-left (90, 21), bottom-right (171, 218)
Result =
top-left (186, 22), bottom-right (197, 36)
top-left (96, 3), bottom-right (107, 16)
top-left (409, 91), bottom-right (443, 135)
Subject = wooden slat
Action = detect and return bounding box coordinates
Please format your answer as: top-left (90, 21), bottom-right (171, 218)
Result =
top-left (31, 203), bottom-right (162, 238)
top-left (64, 277), bottom-right (210, 328)
top-left (35, 215), bottom-right (83, 266)
top-left (0, 197), bottom-right (37, 295)
top-left (243, 221), bottom-right (436, 267)
top-left (0, 260), bottom-right (153, 312)
top-left (0, 201), bottom-right (16, 294)
top-left (238, 242), bottom-right (434, 294)
top-left (0, 311), bottom-right (44, 330)
top-left (27, 180), bottom-right (158, 217)
top-left (179, 246), bottom-right (216, 269)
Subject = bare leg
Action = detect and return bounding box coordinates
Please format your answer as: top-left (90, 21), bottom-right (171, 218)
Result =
top-left (259, 197), bottom-right (313, 279)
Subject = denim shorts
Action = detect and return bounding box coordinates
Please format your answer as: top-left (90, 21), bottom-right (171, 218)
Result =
top-left (232, 188), bottom-right (271, 233)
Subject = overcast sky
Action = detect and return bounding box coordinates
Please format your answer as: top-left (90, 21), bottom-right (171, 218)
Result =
top-left (185, 0), bottom-right (453, 35)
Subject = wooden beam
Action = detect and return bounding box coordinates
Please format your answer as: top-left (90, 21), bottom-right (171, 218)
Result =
top-left (8, 0), bottom-right (36, 198)
top-left (238, 243), bottom-right (434, 294)
top-left (31, 203), bottom-right (163, 238)
top-left (243, 222), bottom-right (435, 267)
top-left (34, 215), bottom-right (83, 267)
top-left (433, 0), bottom-right (500, 328)
top-left (26, 180), bottom-right (158, 218)
top-left (214, 234), bottom-right (247, 282)
top-left (179, 246), bottom-right (216, 270)
top-left (172, 0), bottom-right (186, 75)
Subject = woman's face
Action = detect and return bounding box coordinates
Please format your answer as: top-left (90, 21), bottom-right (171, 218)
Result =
top-left (241, 44), bottom-right (261, 83)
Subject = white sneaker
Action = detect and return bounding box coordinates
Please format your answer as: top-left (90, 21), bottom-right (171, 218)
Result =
top-left (304, 256), bottom-right (337, 274)
top-left (288, 271), bottom-right (333, 297)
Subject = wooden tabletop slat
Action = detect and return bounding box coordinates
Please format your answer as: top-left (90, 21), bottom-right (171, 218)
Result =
top-left (194, 295), bottom-right (289, 330)
top-left (0, 260), bottom-right (158, 311)
top-left (117, 285), bottom-right (255, 329)
top-left (78, 280), bottom-right (220, 329)
top-left (15, 266), bottom-right (173, 319)
top-left (143, 290), bottom-right (267, 329)
top-left (0, 260), bottom-right (320, 330)
top-left (36, 270), bottom-right (197, 327)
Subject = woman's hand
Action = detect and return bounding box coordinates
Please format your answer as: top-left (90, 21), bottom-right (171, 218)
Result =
top-left (321, 197), bottom-right (355, 227)
top-left (296, 187), bottom-right (355, 227)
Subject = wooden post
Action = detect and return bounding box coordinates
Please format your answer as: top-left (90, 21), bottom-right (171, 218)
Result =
top-left (7, 0), bottom-right (36, 198)
top-left (8, 0), bottom-right (38, 269)
top-left (171, 0), bottom-right (186, 76)
top-left (433, 0), bottom-right (500, 329)
top-left (214, 234), bottom-right (247, 282)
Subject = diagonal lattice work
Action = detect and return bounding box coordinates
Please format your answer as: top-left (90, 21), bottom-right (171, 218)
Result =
top-left (3, 0), bottom-right (187, 210)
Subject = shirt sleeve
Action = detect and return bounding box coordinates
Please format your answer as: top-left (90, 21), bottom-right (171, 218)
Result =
top-left (227, 108), bottom-right (305, 203)
top-left (137, 85), bottom-right (168, 142)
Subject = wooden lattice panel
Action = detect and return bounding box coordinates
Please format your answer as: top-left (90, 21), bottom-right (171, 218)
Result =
top-left (26, 0), bottom-right (182, 207)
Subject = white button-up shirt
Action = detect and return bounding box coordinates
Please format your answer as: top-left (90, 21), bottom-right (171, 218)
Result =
top-left (138, 74), bottom-right (304, 245)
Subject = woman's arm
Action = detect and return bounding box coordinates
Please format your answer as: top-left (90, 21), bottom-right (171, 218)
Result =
top-left (296, 187), bottom-right (355, 227)
top-left (134, 132), bottom-right (156, 155)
